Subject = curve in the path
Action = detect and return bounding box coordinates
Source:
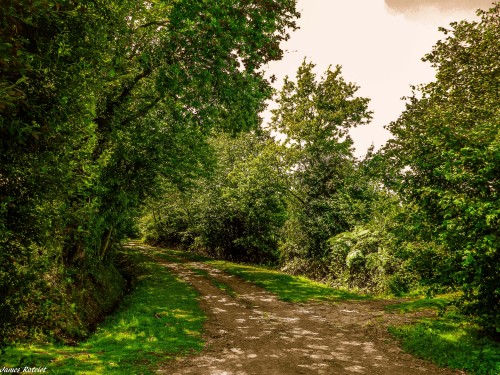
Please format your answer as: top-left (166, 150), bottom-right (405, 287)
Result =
top-left (142, 246), bottom-right (459, 375)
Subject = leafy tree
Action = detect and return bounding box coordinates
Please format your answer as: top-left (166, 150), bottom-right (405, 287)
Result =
top-left (142, 132), bottom-right (288, 264)
top-left (270, 61), bottom-right (373, 263)
top-left (194, 134), bottom-right (288, 263)
top-left (64, 0), bottom-right (300, 264)
top-left (384, 4), bottom-right (500, 336)
top-left (0, 0), bottom-right (125, 346)
top-left (0, 0), bottom-right (299, 345)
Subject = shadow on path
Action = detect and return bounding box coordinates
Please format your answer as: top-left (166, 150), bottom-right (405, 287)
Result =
top-left (129, 242), bottom-right (460, 375)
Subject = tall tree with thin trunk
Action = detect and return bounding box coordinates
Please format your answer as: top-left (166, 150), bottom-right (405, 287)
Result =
top-left (270, 61), bottom-right (373, 262)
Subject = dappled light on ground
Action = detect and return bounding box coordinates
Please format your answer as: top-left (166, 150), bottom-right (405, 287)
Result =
top-left (207, 261), bottom-right (367, 303)
top-left (1, 245), bottom-right (205, 374)
top-left (151, 244), bottom-right (459, 375)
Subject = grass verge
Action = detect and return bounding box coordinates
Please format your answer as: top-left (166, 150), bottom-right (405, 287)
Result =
top-left (0, 245), bottom-right (205, 375)
top-left (190, 268), bottom-right (238, 298)
top-left (385, 295), bottom-right (453, 314)
top-left (149, 246), bottom-right (368, 303)
top-left (145, 247), bottom-right (238, 298)
top-left (206, 260), bottom-right (367, 303)
top-left (387, 298), bottom-right (500, 375)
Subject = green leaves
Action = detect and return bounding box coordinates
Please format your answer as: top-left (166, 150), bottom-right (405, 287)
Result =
top-left (384, 3), bottom-right (500, 336)
top-left (0, 0), bottom-right (300, 345)
top-left (271, 61), bottom-right (374, 260)
top-left (140, 132), bottom-right (288, 264)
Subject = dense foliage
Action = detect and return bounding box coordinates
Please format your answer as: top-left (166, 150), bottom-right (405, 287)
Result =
top-left (143, 5), bottom-right (499, 338)
top-left (269, 62), bottom-right (375, 265)
top-left (142, 132), bottom-right (287, 263)
top-left (3, 0), bottom-right (498, 346)
top-left (0, 0), bottom-right (299, 346)
top-left (384, 4), bottom-right (500, 335)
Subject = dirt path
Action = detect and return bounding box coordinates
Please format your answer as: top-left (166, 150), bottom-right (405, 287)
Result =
top-left (141, 245), bottom-right (460, 375)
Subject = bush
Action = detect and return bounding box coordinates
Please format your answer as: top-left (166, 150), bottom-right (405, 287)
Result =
top-left (0, 237), bottom-right (126, 349)
top-left (140, 134), bottom-right (288, 264)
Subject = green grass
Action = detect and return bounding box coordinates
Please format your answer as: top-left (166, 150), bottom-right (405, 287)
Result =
top-left (206, 260), bottom-right (367, 303)
top-left (388, 302), bottom-right (500, 375)
top-left (0, 246), bottom-right (205, 374)
top-left (190, 268), bottom-right (238, 298)
top-left (148, 246), bottom-right (367, 303)
top-left (147, 245), bottom-right (368, 303)
top-left (145, 247), bottom-right (238, 298)
top-left (385, 296), bottom-right (453, 314)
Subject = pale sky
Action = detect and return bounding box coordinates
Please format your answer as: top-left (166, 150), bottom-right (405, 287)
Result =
top-left (264, 0), bottom-right (494, 157)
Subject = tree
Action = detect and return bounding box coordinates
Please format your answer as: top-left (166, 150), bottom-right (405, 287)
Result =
top-left (0, 0), bottom-right (127, 346)
top-left (141, 132), bottom-right (288, 264)
top-left (0, 0), bottom-right (299, 345)
top-left (195, 133), bottom-right (288, 263)
top-left (270, 61), bottom-right (373, 263)
top-left (384, 4), bottom-right (500, 336)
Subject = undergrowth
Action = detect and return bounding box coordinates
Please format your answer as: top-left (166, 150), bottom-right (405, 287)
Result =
top-left (207, 260), bottom-right (367, 303)
top-left (0, 244), bottom-right (205, 374)
top-left (388, 298), bottom-right (500, 375)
